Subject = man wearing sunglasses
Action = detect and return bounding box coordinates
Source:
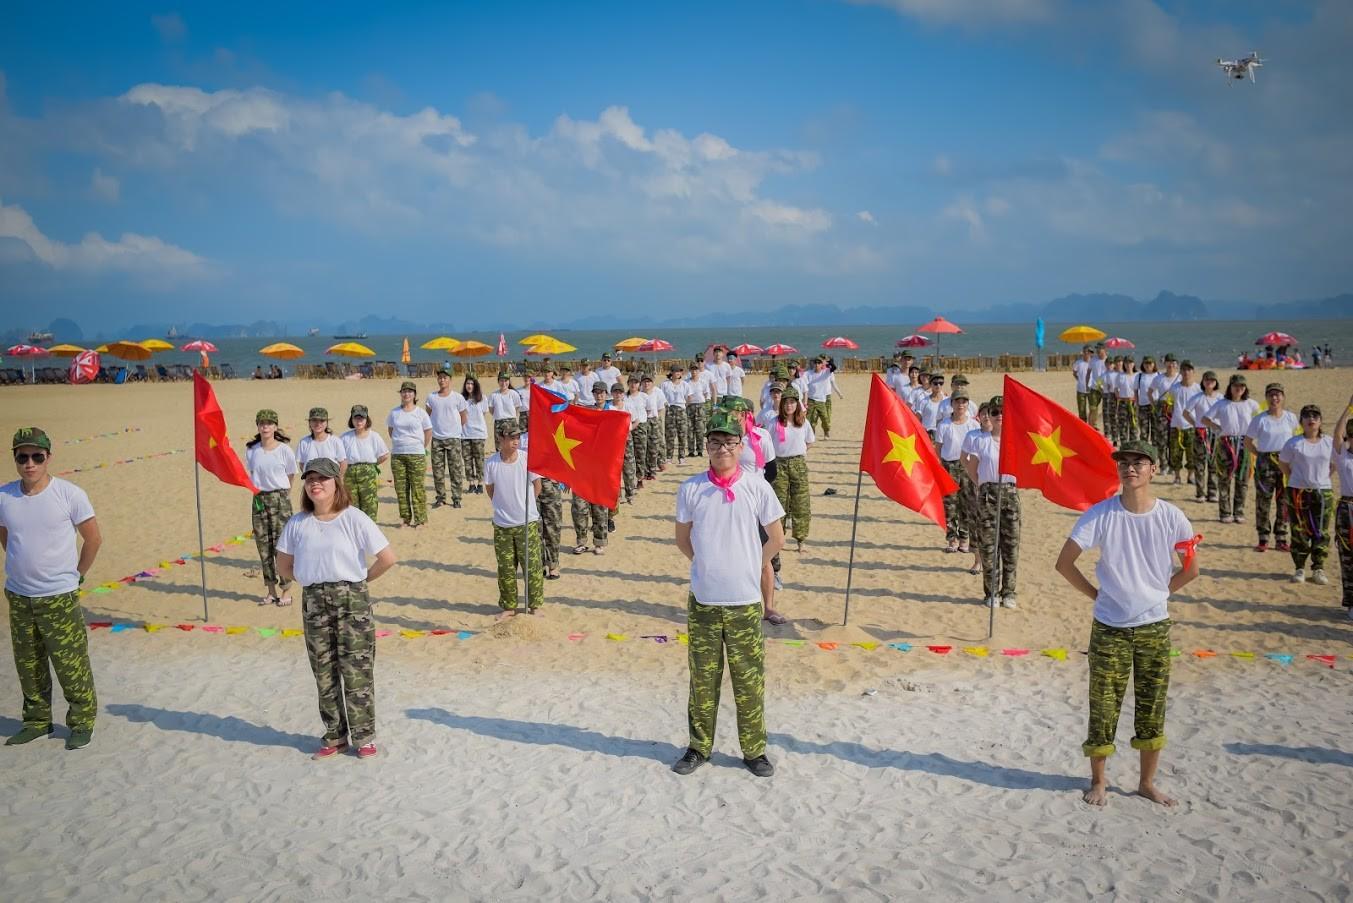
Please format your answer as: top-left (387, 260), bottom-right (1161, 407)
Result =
top-left (1055, 439), bottom-right (1199, 809)
top-left (1, 428), bottom-right (102, 750)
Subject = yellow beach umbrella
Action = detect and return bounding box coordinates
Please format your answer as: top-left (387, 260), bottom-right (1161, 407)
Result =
top-left (105, 340), bottom-right (153, 361)
top-left (401, 337), bottom-right (411, 365)
top-left (421, 336), bottom-right (461, 351)
top-left (527, 337), bottom-right (578, 356)
top-left (614, 336), bottom-right (648, 351)
top-left (140, 339), bottom-right (175, 352)
top-left (519, 334), bottom-right (555, 347)
top-left (451, 340), bottom-right (493, 358)
top-left (327, 342), bottom-right (376, 358)
top-left (1059, 325), bottom-right (1107, 344)
top-left (94, 344), bottom-right (111, 353)
top-left (47, 343), bottom-right (88, 357)
top-left (260, 342), bottom-right (305, 360)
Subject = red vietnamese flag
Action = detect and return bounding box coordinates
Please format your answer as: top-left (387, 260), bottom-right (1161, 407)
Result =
top-left (859, 373), bottom-right (957, 530)
top-left (527, 383), bottom-right (629, 508)
top-left (999, 375), bottom-right (1118, 511)
top-left (193, 372), bottom-right (257, 493)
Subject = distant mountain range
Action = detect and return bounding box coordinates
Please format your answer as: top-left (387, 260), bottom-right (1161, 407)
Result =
top-left (5, 292), bottom-right (1350, 344)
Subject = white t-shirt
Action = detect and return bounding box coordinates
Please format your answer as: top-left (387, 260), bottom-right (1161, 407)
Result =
top-left (768, 421), bottom-right (815, 457)
top-left (1134, 372), bottom-right (1156, 405)
top-left (577, 371), bottom-right (601, 399)
top-left (426, 391), bottom-right (468, 439)
top-left (1115, 371), bottom-right (1136, 400)
top-left (515, 385), bottom-right (532, 412)
top-left (706, 361), bottom-right (732, 395)
top-left (1168, 382), bottom-right (1202, 429)
top-left (623, 393), bottom-right (649, 425)
top-left (542, 380), bottom-right (575, 403)
top-left (0, 477), bottom-right (95, 596)
top-left (594, 366), bottom-right (621, 390)
top-left (728, 365), bottom-right (745, 397)
top-left (1069, 496), bottom-right (1193, 628)
top-left (340, 430), bottom-right (389, 464)
top-left (676, 471), bottom-right (785, 606)
top-left (1336, 448), bottom-right (1353, 496)
top-left (1246, 410), bottom-right (1299, 453)
top-left (935, 417), bottom-right (981, 461)
top-left (806, 369), bottom-right (836, 402)
top-left (756, 405), bottom-right (779, 430)
top-left (661, 379), bottom-right (689, 407)
top-left (791, 374), bottom-right (811, 404)
top-left (297, 434), bottom-right (347, 470)
top-left (685, 376), bottom-right (709, 404)
top-left (964, 431), bottom-right (1014, 485)
top-left (277, 508), bottom-right (389, 587)
top-left (1205, 398), bottom-right (1259, 436)
top-left (483, 453), bottom-right (541, 526)
top-left (246, 443), bottom-right (297, 492)
top-left (1151, 372), bottom-right (1179, 403)
top-left (738, 426), bottom-right (777, 475)
top-left (1072, 359), bottom-right (1092, 393)
top-left (918, 395), bottom-right (945, 431)
top-left (387, 405), bottom-right (433, 454)
top-left (1185, 392), bottom-right (1220, 427)
top-left (1280, 436), bottom-right (1334, 490)
top-left (644, 387), bottom-right (663, 417)
top-left (1089, 358), bottom-right (1107, 389)
top-left (488, 391), bottom-right (522, 422)
top-left (462, 398), bottom-right (490, 441)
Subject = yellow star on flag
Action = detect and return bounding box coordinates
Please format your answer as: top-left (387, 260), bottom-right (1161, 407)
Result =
top-left (208, 437), bottom-right (218, 449)
top-left (880, 430), bottom-right (921, 476)
top-left (553, 422), bottom-right (582, 469)
top-left (1028, 426), bottom-right (1077, 476)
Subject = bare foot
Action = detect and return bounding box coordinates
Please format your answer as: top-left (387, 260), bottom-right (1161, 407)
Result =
top-left (1136, 783), bottom-right (1177, 807)
top-left (1082, 783), bottom-right (1110, 806)
top-left (495, 610), bottom-right (517, 621)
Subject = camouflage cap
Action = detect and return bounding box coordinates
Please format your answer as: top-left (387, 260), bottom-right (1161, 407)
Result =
top-left (1082, 344), bottom-right (1094, 353)
top-left (399, 380), bottom-right (417, 393)
top-left (1163, 353), bottom-right (1177, 362)
top-left (610, 382), bottom-right (625, 393)
top-left (348, 404), bottom-right (370, 428)
top-left (1201, 370), bottom-right (1218, 383)
top-left (1112, 439), bottom-right (1158, 464)
top-left (255, 409), bottom-right (279, 425)
top-left (781, 387), bottom-right (800, 401)
top-left (768, 382), bottom-right (784, 393)
top-left (718, 396), bottom-right (755, 414)
top-left (706, 410), bottom-right (745, 438)
top-left (626, 374), bottom-right (640, 384)
top-left (435, 368), bottom-right (452, 377)
top-left (640, 373), bottom-right (655, 383)
top-left (495, 419), bottom-right (523, 438)
top-left (1299, 404), bottom-right (1322, 420)
top-left (1228, 373), bottom-right (1246, 384)
top-left (987, 395), bottom-right (1004, 415)
top-left (307, 407), bottom-right (329, 421)
top-left (1141, 355), bottom-right (1156, 365)
top-left (591, 381), bottom-right (607, 394)
top-left (11, 426), bottom-right (51, 451)
top-left (1265, 382), bottom-right (1285, 394)
top-left (1180, 359), bottom-right (1194, 370)
top-left (771, 366), bottom-right (789, 379)
top-left (497, 371), bottom-right (511, 381)
top-left (601, 352), bottom-right (612, 359)
top-left (951, 389), bottom-right (970, 402)
top-left (951, 374), bottom-right (970, 385)
top-left (301, 457), bottom-right (341, 480)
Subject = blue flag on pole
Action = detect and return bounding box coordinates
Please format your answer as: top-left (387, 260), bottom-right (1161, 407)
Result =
top-left (1035, 317), bottom-right (1046, 349)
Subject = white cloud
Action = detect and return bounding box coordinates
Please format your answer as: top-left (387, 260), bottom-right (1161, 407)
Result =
top-left (846, 0), bottom-right (1053, 27)
top-left (856, 210), bottom-right (877, 224)
top-left (941, 197), bottom-right (986, 241)
top-left (91, 167), bottom-right (119, 202)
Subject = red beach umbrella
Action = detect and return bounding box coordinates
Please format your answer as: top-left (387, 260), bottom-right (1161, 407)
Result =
top-left (1255, 331), bottom-right (1297, 347)
top-left (730, 343), bottom-right (764, 357)
top-left (764, 343), bottom-right (798, 357)
top-left (69, 350), bottom-right (100, 384)
top-left (821, 336), bottom-right (859, 350)
top-left (637, 338), bottom-right (673, 353)
top-left (180, 340), bottom-right (218, 353)
top-left (5, 344), bottom-right (50, 383)
top-left (916, 316), bottom-right (963, 360)
top-left (895, 335), bottom-right (930, 348)
top-left (1104, 337), bottom-right (1135, 349)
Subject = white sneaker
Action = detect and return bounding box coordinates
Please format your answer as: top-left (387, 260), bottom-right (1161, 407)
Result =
top-left (1310, 569), bottom-right (1328, 586)
top-left (1002, 595), bottom-right (1018, 610)
top-left (986, 596), bottom-right (999, 608)
top-left (773, 574), bottom-right (783, 590)
top-left (1291, 569), bottom-right (1306, 583)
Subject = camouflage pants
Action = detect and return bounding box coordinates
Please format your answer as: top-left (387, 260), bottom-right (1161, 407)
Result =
top-left (493, 522), bottom-right (544, 611)
top-left (1087, 388), bottom-right (1103, 430)
top-left (344, 462), bottom-right (381, 520)
top-left (301, 580), bottom-right (376, 745)
top-left (686, 404), bottom-right (707, 453)
top-left (570, 494), bottom-right (610, 548)
top-left (644, 418), bottom-right (662, 476)
top-left (1214, 437), bottom-right (1249, 519)
top-left (772, 454), bottom-right (811, 542)
top-left (1117, 398), bottom-right (1139, 443)
top-left (1336, 498), bottom-right (1353, 607)
top-left (1253, 452), bottom-right (1290, 543)
top-left (390, 453), bottom-right (428, 526)
top-left (665, 405), bottom-right (688, 459)
top-left (1166, 426), bottom-right (1194, 475)
top-left (1104, 395), bottom-right (1119, 444)
top-left (251, 489), bottom-right (293, 590)
top-left (429, 437), bottom-right (464, 504)
top-left (650, 412), bottom-right (666, 465)
top-left (977, 483), bottom-right (1020, 599)
top-left (622, 432), bottom-right (638, 501)
top-left (942, 459), bottom-right (971, 543)
top-left (5, 590), bottom-right (97, 732)
top-left (539, 479), bottom-right (562, 571)
top-left (1083, 618), bottom-right (1171, 758)
top-left (1076, 391), bottom-right (1090, 423)
top-left (1192, 430), bottom-right (1216, 499)
top-left (807, 398), bottom-right (831, 438)
top-left (686, 593), bottom-right (765, 759)
top-left (1139, 404), bottom-right (1159, 452)
top-left (518, 411), bottom-right (529, 432)
top-left (461, 438), bottom-right (486, 487)
top-left (957, 464), bottom-right (979, 545)
top-left (1288, 488), bottom-right (1334, 570)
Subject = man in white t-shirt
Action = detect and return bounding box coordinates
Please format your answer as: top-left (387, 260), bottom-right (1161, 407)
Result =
top-left (704, 347), bottom-right (733, 397)
top-left (1088, 344), bottom-right (1108, 431)
top-left (1072, 346), bottom-right (1094, 424)
top-left (1055, 438), bottom-right (1198, 809)
top-left (576, 360), bottom-right (601, 403)
top-left (0, 427), bottom-right (102, 749)
top-left (484, 420), bottom-right (544, 618)
top-left (673, 411), bottom-right (785, 778)
top-left (805, 356), bottom-right (843, 439)
top-left (725, 352), bottom-right (746, 397)
top-left (661, 366), bottom-right (691, 462)
top-left (426, 369), bottom-right (469, 509)
top-left (594, 354), bottom-right (621, 394)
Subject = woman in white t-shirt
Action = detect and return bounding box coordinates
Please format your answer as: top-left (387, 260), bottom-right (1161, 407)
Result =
top-left (340, 404), bottom-right (389, 521)
top-left (768, 387), bottom-right (815, 552)
top-left (489, 373), bottom-right (523, 432)
top-left (276, 456), bottom-right (395, 762)
top-left (245, 409), bottom-right (297, 606)
top-left (961, 397), bottom-right (1020, 608)
top-left (1333, 396), bottom-right (1353, 617)
top-left (1244, 382), bottom-right (1299, 552)
top-left (935, 392), bottom-right (980, 554)
top-left (461, 376), bottom-right (491, 494)
top-left (1203, 374), bottom-right (1260, 524)
top-left (1182, 370), bottom-right (1220, 503)
top-left (1279, 404), bottom-right (1335, 586)
top-left (297, 406), bottom-right (347, 478)
top-left (386, 381), bottom-right (433, 528)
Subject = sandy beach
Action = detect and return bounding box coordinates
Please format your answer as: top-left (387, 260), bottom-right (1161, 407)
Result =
top-left (3, 368), bottom-right (1352, 901)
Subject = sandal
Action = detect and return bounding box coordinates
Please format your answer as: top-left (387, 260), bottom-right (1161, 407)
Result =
top-left (593, 546), bottom-right (606, 556)
top-left (259, 595), bottom-right (277, 607)
top-left (276, 595), bottom-right (293, 607)
top-left (573, 545), bottom-right (589, 555)
top-left (764, 611), bottom-right (789, 626)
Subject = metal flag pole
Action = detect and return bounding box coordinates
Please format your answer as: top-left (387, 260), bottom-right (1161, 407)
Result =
top-left (193, 456), bottom-right (210, 623)
top-left (988, 481), bottom-right (1004, 640)
top-left (842, 470), bottom-right (865, 626)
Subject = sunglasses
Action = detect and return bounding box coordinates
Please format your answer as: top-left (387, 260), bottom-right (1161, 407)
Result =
top-left (15, 452), bottom-right (48, 464)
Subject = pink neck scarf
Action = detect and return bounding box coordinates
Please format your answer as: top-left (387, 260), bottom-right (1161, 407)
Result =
top-left (741, 413), bottom-right (766, 469)
top-left (707, 466), bottom-right (742, 502)
top-left (774, 418), bottom-right (787, 443)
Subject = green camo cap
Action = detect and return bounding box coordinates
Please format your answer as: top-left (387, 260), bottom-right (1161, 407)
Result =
top-left (780, 386), bottom-right (800, 401)
top-left (706, 410), bottom-right (745, 438)
top-left (1228, 373), bottom-right (1246, 385)
top-left (307, 407), bottom-right (329, 421)
top-left (436, 368), bottom-right (452, 377)
top-left (718, 396), bottom-right (755, 414)
top-left (11, 426), bottom-right (51, 451)
top-left (951, 374), bottom-right (969, 385)
top-left (495, 419), bottom-right (522, 438)
top-left (1201, 370), bottom-right (1218, 383)
top-left (399, 380), bottom-right (418, 393)
top-left (951, 389), bottom-right (969, 402)
top-left (591, 381), bottom-right (607, 394)
top-left (1112, 439), bottom-right (1158, 464)
top-left (1163, 353), bottom-right (1177, 362)
top-left (301, 457), bottom-right (341, 480)
top-left (255, 409), bottom-right (279, 425)
top-left (497, 371), bottom-right (511, 381)
top-left (348, 404), bottom-right (370, 428)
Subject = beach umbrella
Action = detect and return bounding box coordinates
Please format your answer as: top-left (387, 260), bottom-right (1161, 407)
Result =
top-left (140, 339), bottom-right (175, 352)
top-left (260, 342), bottom-right (305, 360)
top-left (519, 334), bottom-right (555, 347)
top-left (451, 340), bottom-right (493, 358)
top-left (327, 342), bottom-right (376, 358)
top-left (69, 350), bottom-right (100, 384)
top-left (46, 343), bottom-right (88, 356)
top-left (497, 333), bottom-right (508, 357)
top-left (1059, 325), bottom-right (1106, 344)
top-left (180, 340), bottom-right (218, 353)
top-left (730, 343), bottom-right (764, 357)
top-left (916, 315), bottom-right (963, 360)
top-left (821, 336), bottom-right (859, 350)
top-left (895, 335), bottom-right (930, 348)
top-left (526, 338), bottom-right (578, 356)
top-left (5, 344), bottom-right (50, 382)
top-left (1104, 337), bottom-right (1135, 349)
top-left (401, 337), bottom-right (411, 365)
top-left (637, 338), bottom-right (673, 353)
top-left (1255, 331), bottom-right (1297, 347)
top-left (105, 341), bottom-right (153, 361)
top-left (614, 336), bottom-right (649, 352)
top-left (764, 343), bottom-right (798, 357)
top-left (94, 344), bottom-right (111, 353)
top-left (421, 336), bottom-right (461, 351)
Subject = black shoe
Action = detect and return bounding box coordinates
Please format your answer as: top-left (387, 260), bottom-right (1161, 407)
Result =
top-left (5, 725), bottom-right (54, 746)
top-left (452, 500), bottom-right (462, 508)
top-left (431, 500), bottom-right (446, 509)
top-left (607, 519), bottom-right (616, 533)
top-left (743, 754), bottom-right (774, 777)
top-left (672, 748), bottom-right (707, 775)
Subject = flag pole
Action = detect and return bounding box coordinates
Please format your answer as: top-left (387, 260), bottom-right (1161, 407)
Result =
top-left (842, 469), bottom-right (864, 626)
top-left (193, 460), bottom-right (210, 623)
top-left (988, 481), bottom-right (1002, 640)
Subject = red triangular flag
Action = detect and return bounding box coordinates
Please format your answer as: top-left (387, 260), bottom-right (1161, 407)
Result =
top-left (998, 376), bottom-right (1118, 512)
top-left (527, 383), bottom-right (629, 508)
top-left (859, 374), bottom-right (956, 530)
top-left (193, 372), bottom-right (257, 493)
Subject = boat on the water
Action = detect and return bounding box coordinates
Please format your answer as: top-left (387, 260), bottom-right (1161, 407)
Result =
top-left (332, 333), bottom-right (368, 339)
top-left (27, 330), bottom-right (53, 343)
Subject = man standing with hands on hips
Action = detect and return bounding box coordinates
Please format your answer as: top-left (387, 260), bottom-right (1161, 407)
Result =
top-left (1055, 439), bottom-right (1199, 808)
top-left (672, 411), bottom-right (785, 778)
top-left (1, 427), bottom-right (103, 750)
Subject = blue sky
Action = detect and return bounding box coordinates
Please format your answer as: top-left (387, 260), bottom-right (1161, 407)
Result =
top-left (2, 1), bottom-right (1350, 332)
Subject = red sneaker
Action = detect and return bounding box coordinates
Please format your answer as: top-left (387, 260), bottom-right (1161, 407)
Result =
top-left (1274, 541), bottom-right (1291, 552)
top-left (1253, 541), bottom-right (1268, 552)
top-left (312, 741), bottom-right (348, 761)
top-left (356, 743), bottom-right (378, 759)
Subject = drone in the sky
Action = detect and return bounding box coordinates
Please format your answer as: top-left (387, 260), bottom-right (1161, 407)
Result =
top-left (1216, 51), bottom-right (1264, 83)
